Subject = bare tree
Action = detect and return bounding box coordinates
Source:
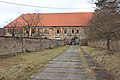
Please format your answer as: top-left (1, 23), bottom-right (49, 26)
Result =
top-left (20, 13), bottom-right (42, 37)
top-left (5, 19), bottom-right (20, 37)
top-left (86, 0), bottom-right (120, 50)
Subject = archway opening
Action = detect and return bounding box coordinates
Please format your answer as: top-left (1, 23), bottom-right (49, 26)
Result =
top-left (68, 36), bottom-right (80, 45)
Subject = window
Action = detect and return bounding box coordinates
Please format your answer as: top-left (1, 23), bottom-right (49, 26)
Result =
top-left (57, 30), bottom-right (60, 34)
top-left (38, 28), bottom-right (43, 33)
top-left (38, 28), bottom-right (40, 33)
top-left (76, 29), bottom-right (79, 34)
top-left (44, 29), bottom-right (49, 34)
top-left (49, 28), bottom-right (53, 34)
top-left (16, 29), bottom-right (23, 34)
top-left (64, 29), bottom-right (67, 34)
top-left (72, 30), bottom-right (74, 34)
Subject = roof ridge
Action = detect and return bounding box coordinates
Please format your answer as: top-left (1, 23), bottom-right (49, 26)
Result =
top-left (22, 12), bottom-right (94, 15)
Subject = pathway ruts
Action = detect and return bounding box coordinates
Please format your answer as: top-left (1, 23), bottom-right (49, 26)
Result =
top-left (31, 46), bottom-right (89, 80)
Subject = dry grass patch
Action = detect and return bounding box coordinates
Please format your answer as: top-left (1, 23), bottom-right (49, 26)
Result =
top-left (81, 46), bottom-right (120, 80)
top-left (77, 46), bottom-right (96, 80)
top-left (0, 45), bottom-right (69, 80)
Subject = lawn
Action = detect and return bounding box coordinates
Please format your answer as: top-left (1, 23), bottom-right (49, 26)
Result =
top-left (0, 45), bottom-right (69, 80)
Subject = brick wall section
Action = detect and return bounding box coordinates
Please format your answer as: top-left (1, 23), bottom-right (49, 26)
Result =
top-left (0, 37), bottom-right (66, 55)
top-left (88, 39), bottom-right (120, 51)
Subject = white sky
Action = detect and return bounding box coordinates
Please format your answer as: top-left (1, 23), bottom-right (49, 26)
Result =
top-left (0, 0), bottom-right (96, 28)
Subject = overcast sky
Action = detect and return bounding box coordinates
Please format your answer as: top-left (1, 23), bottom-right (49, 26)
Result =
top-left (0, 0), bottom-right (96, 28)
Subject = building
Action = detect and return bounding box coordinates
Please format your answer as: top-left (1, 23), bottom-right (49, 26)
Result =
top-left (4, 12), bottom-right (93, 43)
top-left (0, 28), bottom-right (4, 36)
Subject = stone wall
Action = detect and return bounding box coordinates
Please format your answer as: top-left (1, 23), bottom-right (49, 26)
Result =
top-left (88, 39), bottom-right (120, 51)
top-left (0, 37), bottom-right (66, 55)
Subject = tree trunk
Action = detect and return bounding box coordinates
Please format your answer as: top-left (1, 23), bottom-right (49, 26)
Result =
top-left (29, 27), bottom-right (32, 37)
top-left (26, 30), bottom-right (29, 38)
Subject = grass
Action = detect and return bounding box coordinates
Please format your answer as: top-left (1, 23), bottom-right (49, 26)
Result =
top-left (0, 45), bottom-right (69, 80)
top-left (77, 46), bottom-right (96, 80)
top-left (81, 46), bottom-right (120, 80)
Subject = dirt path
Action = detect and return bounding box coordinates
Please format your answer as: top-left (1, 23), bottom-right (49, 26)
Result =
top-left (30, 46), bottom-right (91, 80)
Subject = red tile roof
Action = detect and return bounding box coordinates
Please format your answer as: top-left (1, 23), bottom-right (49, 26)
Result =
top-left (5, 12), bottom-right (94, 28)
